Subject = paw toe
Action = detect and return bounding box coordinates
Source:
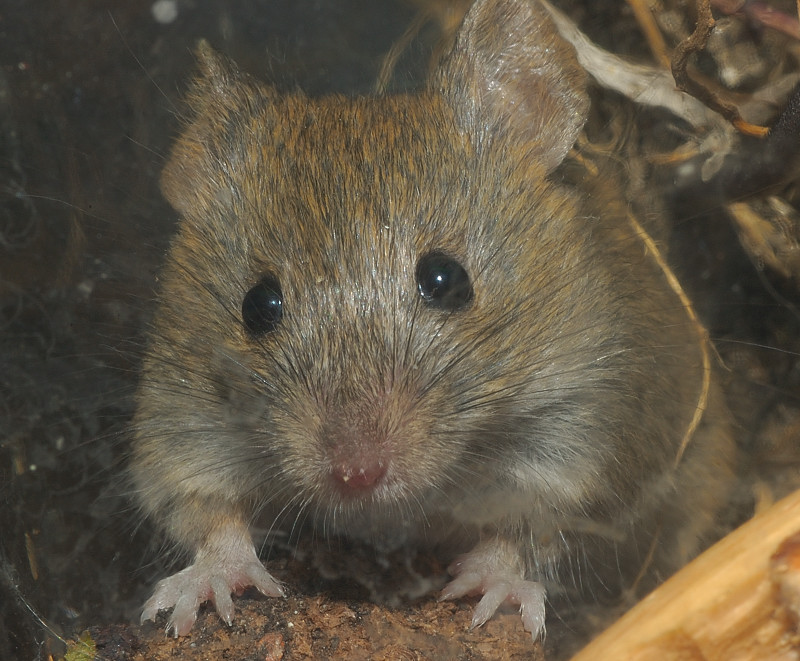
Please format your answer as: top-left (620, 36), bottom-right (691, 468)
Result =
top-left (471, 580), bottom-right (513, 629)
top-left (169, 592), bottom-right (201, 637)
top-left (246, 562), bottom-right (285, 598)
top-left (440, 572), bottom-right (478, 601)
top-left (516, 582), bottom-right (546, 638)
top-left (211, 576), bottom-right (235, 625)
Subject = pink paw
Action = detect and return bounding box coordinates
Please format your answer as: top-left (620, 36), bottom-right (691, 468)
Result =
top-left (141, 538), bottom-right (284, 636)
top-left (440, 540), bottom-right (546, 639)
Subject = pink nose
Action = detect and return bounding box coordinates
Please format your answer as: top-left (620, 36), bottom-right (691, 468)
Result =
top-left (331, 461), bottom-right (386, 490)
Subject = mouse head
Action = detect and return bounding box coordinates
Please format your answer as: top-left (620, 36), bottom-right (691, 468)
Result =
top-left (146, 0), bottom-right (602, 525)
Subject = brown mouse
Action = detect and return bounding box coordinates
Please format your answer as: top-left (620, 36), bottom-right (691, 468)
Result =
top-left (131, 0), bottom-right (736, 639)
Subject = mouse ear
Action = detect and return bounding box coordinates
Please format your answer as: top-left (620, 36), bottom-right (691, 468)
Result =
top-left (191, 39), bottom-right (240, 99)
top-left (435, 0), bottom-right (588, 173)
top-left (161, 41), bottom-right (267, 217)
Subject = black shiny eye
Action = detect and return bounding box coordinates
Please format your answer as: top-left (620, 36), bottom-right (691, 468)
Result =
top-left (416, 251), bottom-right (473, 310)
top-left (242, 276), bottom-right (283, 336)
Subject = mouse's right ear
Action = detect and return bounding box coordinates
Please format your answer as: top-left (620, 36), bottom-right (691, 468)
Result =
top-left (161, 41), bottom-right (269, 218)
top-left (191, 39), bottom-right (240, 100)
top-left (434, 0), bottom-right (588, 173)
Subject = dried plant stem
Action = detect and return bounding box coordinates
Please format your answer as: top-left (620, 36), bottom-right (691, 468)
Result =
top-left (626, 212), bottom-right (711, 468)
top-left (626, 0), bottom-right (671, 67)
top-left (541, 0), bottom-right (719, 130)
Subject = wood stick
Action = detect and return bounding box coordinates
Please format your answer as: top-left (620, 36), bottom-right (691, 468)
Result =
top-left (571, 489), bottom-right (800, 661)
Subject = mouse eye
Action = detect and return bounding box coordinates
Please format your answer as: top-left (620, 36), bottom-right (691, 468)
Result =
top-left (416, 251), bottom-right (473, 310)
top-left (242, 276), bottom-right (283, 336)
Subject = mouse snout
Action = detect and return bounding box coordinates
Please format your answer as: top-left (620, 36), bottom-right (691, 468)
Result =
top-left (330, 458), bottom-right (387, 491)
top-left (322, 409), bottom-right (392, 494)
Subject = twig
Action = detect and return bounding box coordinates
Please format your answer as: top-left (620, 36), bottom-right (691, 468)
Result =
top-left (672, 0), bottom-right (769, 136)
top-left (375, 11), bottom-right (429, 94)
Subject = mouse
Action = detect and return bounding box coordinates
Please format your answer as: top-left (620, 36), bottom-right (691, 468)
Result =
top-left (130, 0), bottom-right (737, 640)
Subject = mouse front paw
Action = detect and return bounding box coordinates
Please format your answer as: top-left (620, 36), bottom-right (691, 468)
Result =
top-left (141, 533), bottom-right (284, 636)
top-left (440, 539), bottom-right (546, 639)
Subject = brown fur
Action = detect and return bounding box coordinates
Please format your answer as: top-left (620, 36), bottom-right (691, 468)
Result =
top-left (131, 0), bottom-right (736, 635)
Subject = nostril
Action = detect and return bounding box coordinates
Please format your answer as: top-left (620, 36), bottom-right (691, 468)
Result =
top-left (331, 461), bottom-right (386, 490)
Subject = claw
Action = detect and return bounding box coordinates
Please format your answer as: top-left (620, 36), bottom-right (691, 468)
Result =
top-left (140, 529), bottom-right (284, 636)
top-left (440, 539), bottom-right (547, 639)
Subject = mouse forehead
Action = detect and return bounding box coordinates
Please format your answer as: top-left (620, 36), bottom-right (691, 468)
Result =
top-left (237, 92), bottom-right (477, 272)
top-left (208, 86), bottom-right (560, 315)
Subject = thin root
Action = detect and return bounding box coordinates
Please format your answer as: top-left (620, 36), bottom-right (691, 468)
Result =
top-left (626, 0), bottom-right (671, 67)
top-left (672, 0), bottom-right (769, 136)
top-left (626, 211), bottom-right (711, 469)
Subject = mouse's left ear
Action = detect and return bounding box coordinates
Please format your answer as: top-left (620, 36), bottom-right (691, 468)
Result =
top-left (435, 0), bottom-right (588, 173)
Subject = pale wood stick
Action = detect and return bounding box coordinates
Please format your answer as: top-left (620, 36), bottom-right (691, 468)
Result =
top-left (571, 489), bottom-right (800, 661)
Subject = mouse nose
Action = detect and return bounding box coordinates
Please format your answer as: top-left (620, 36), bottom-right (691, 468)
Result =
top-left (331, 460), bottom-right (386, 490)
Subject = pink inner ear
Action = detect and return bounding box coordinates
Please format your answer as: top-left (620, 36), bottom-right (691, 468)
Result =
top-left (439, 0), bottom-right (589, 172)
